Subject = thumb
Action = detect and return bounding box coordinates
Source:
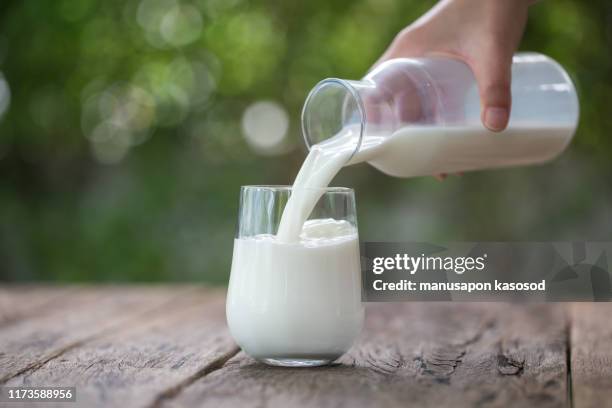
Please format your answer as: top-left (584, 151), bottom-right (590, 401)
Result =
top-left (470, 54), bottom-right (512, 132)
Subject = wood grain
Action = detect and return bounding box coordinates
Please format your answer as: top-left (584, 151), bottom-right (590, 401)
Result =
top-left (165, 303), bottom-right (569, 408)
top-left (4, 288), bottom-right (238, 408)
top-left (6, 287), bottom-right (612, 408)
top-left (0, 285), bottom-right (197, 383)
top-left (0, 285), bottom-right (77, 327)
top-left (570, 303), bottom-right (612, 408)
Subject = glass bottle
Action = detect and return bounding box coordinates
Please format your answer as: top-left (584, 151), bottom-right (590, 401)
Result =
top-left (302, 53), bottom-right (579, 177)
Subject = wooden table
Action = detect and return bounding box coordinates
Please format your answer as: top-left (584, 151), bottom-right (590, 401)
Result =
top-left (1, 286), bottom-right (610, 408)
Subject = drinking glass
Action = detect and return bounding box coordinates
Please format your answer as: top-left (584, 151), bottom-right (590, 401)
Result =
top-left (226, 186), bottom-right (364, 367)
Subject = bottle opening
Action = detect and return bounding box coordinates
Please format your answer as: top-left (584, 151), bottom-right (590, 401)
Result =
top-left (301, 78), bottom-right (365, 161)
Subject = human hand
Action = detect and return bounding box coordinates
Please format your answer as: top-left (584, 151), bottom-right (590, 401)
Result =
top-left (376, 0), bottom-right (534, 133)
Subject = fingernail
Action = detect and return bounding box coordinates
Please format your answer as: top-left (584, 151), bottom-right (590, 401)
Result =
top-left (484, 107), bottom-right (509, 132)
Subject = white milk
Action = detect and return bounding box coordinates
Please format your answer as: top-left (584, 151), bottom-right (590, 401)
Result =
top-left (277, 124), bottom-right (572, 242)
top-left (360, 125), bottom-right (572, 178)
top-left (226, 219), bottom-right (364, 362)
top-left (276, 126), bottom-right (357, 242)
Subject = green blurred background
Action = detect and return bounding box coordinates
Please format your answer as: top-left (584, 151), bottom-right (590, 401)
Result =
top-left (0, 0), bottom-right (610, 283)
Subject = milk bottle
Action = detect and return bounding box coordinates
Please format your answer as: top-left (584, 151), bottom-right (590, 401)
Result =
top-left (302, 53), bottom-right (579, 178)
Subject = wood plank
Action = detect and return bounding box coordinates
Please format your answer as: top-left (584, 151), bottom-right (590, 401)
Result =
top-left (164, 303), bottom-right (568, 408)
top-left (570, 303), bottom-right (612, 408)
top-left (4, 288), bottom-right (238, 408)
top-left (0, 285), bottom-right (197, 382)
top-left (0, 285), bottom-right (78, 327)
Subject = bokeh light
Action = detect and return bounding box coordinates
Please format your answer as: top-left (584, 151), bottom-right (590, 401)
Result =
top-left (205, 11), bottom-right (286, 93)
top-left (89, 121), bottom-right (132, 164)
top-left (82, 83), bottom-right (156, 164)
top-left (160, 4), bottom-right (203, 47)
top-left (137, 0), bottom-right (203, 48)
top-left (241, 101), bottom-right (290, 154)
top-left (137, 0), bottom-right (179, 48)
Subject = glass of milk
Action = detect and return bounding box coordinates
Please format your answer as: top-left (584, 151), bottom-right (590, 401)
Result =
top-left (227, 186), bottom-right (364, 367)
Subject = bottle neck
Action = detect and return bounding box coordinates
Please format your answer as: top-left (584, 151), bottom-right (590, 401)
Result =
top-left (301, 78), bottom-right (369, 161)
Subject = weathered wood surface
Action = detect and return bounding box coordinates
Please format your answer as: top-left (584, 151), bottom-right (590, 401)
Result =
top-left (3, 287), bottom-right (238, 408)
top-left (168, 303), bottom-right (568, 408)
top-left (0, 285), bottom-right (198, 382)
top-left (0, 285), bottom-right (76, 327)
top-left (0, 287), bottom-right (611, 408)
top-left (570, 303), bottom-right (612, 408)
